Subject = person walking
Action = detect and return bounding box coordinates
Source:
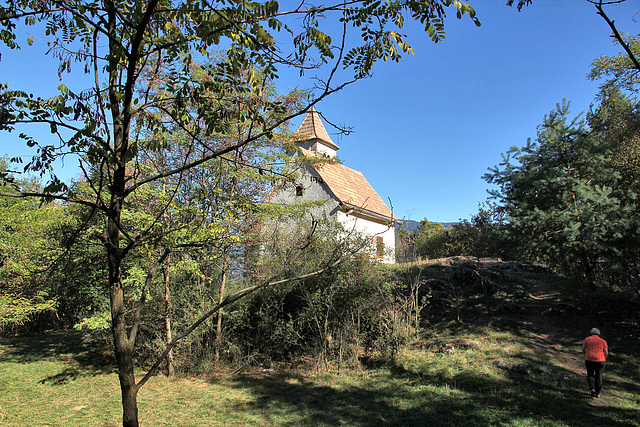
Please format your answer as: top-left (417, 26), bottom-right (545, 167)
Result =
top-left (582, 328), bottom-right (608, 398)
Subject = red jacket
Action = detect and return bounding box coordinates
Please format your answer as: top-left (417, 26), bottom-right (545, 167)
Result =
top-left (583, 335), bottom-right (608, 362)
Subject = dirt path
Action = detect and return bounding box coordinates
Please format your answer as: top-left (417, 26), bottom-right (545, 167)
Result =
top-left (516, 274), bottom-right (613, 408)
top-left (520, 278), bottom-right (584, 375)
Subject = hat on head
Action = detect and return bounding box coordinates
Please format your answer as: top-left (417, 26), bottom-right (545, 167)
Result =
top-left (590, 328), bottom-right (600, 335)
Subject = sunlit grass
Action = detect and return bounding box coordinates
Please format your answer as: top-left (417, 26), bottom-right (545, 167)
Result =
top-left (2, 326), bottom-right (639, 427)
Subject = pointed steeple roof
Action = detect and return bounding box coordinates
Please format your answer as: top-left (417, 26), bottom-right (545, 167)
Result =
top-left (295, 107), bottom-right (340, 151)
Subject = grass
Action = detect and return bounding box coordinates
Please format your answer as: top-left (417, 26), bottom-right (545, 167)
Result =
top-left (2, 262), bottom-right (639, 426)
top-left (1, 325), bottom-right (639, 426)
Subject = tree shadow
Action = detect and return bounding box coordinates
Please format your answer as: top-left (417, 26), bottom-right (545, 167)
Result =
top-left (39, 367), bottom-right (84, 385)
top-left (220, 355), bottom-right (640, 426)
top-left (0, 330), bottom-right (115, 379)
top-left (225, 370), bottom-right (497, 426)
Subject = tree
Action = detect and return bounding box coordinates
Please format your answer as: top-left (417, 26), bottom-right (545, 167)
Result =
top-left (485, 97), bottom-right (640, 303)
top-left (396, 226), bottom-right (419, 263)
top-left (0, 160), bottom-right (59, 332)
top-left (415, 218), bottom-right (446, 260)
top-left (589, 34), bottom-right (640, 94)
top-left (126, 66), bottom-right (305, 373)
top-left (444, 205), bottom-right (508, 261)
top-left (1, 1), bottom-right (481, 425)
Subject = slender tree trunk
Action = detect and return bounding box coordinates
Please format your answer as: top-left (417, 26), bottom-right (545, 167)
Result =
top-left (108, 206), bottom-right (139, 427)
top-left (215, 253), bottom-right (228, 363)
top-left (108, 177), bottom-right (140, 426)
top-left (581, 253), bottom-right (600, 322)
top-left (106, 125), bottom-right (139, 426)
top-left (164, 260), bottom-right (175, 376)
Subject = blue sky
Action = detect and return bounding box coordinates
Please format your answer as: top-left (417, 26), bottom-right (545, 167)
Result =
top-left (294, 1), bottom-right (639, 222)
top-left (1, 1), bottom-right (638, 222)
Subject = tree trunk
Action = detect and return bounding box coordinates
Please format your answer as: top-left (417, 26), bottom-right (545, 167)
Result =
top-left (215, 253), bottom-right (228, 363)
top-left (115, 338), bottom-right (138, 427)
top-left (108, 217), bottom-right (139, 427)
top-left (581, 253), bottom-right (600, 322)
top-left (164, 261), bottom-right (175, 376)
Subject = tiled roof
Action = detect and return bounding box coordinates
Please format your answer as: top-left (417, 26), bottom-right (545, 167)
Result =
top-left (295, 107), bottom-right (340, 151)
top-left (299, 148), bottom-right (394, 220)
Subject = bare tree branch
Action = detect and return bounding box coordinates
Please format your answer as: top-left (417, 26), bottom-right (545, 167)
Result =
top-left (593, 0), bottom-right (640, 72)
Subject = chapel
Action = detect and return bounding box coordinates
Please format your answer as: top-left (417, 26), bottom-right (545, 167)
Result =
top-left (274, 107), bottom-right (399, 263)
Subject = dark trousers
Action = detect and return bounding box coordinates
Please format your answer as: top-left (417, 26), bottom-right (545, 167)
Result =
top-left (585, 360), bottom-right (606, 394)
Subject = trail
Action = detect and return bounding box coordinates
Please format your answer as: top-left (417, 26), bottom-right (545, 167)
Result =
top-left (513, 270), bottom-right (613, 408)
top-left (520, 278), bottom-right (584, 375)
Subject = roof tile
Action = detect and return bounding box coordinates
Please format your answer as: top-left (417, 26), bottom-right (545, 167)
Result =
top-left (295, 107), bottom-right (340, 150)
top-left (299, 148), bottom-right (394, 219)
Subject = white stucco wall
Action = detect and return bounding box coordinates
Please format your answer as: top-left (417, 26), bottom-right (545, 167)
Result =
top-left (297, 139), bottom-right (338, 158)
top-left (269, 165), bottom-right (397, 263)
top-left (335, 211), bottom-right (396, 264)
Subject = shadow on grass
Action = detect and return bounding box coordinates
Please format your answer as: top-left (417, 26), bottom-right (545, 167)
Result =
top-left (0, 330), bottom-right (115, 378)
top-left (223, 362), bottom-right (640, 427)
top-left (492, 314), bottom-right (640, 405)
top-left (39, 367), bottom-right (86, 385)
top-left (228, 371), bottom-right (494, 426)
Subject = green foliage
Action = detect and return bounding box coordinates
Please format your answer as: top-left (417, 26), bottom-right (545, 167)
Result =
top-left (415, 219), bottom-right (447, 259)
top-left (73, 311), bottom-right (111, 331)
top-left (223, 221), bottom-right (402, 366)
top-left (0, 292), bottom-right (56, 329)
top-left (397, 212), bottom-right (508, 263)
top-left (485, 94), bottom-right (640, 298)
top-left (445, 206), bottom-right (508, 260)
top-left (396, 218), bottom-right (448, 262)
top-left (589, 35), bottom-right (640, 94)
top-left (0, 163), bottom-right (63, 332)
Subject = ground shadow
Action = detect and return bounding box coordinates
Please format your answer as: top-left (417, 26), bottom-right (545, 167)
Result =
top-left (223, 361), bottom-right (639, 427)
top-left (0, 330), bottom-right (115, 378)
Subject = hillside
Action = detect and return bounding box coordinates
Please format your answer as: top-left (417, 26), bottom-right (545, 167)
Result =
top-left (387, 257), bottom-right (640, 415)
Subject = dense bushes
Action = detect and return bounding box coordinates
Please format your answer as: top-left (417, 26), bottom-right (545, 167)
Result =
top-left (159, 221), bottom-right (419, 372)
top-left (396, 209), bottom-right (513, 264)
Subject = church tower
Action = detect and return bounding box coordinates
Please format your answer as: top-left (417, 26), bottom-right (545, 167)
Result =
top-left (294, 107), bottom-right (340, 157)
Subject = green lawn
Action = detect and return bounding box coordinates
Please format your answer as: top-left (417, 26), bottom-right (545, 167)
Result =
top-left (1, 327), bottom-right (639, 426)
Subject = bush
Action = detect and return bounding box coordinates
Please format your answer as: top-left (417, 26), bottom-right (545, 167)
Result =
top-left (223, 254), bottom-right (401, 367)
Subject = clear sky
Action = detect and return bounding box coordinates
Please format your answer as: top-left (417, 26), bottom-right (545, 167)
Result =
top-left (1, 1), bottom-right (638, 223)
top-left (292, 0), bottom-right (640, 223)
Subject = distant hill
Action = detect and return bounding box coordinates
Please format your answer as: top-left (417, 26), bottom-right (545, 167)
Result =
top-left (398, 219), bottom-right (420, 232)
top-left (397, 220), bottom-right (456, 232)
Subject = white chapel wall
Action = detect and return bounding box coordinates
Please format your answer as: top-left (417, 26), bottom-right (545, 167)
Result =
top-left (336, 211), bottom-right (396, 264)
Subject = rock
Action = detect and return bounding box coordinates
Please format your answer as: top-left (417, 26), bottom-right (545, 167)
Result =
top-left (435, 343), bottom-right (455, 354)
top-left (537, 366), bottom-right (552, 375)
top-left (512, 362), bottom-right (533, 375)
top-left (492, 359), bottom-right (510, 370)
top-left (491, 359), bottom-right (533, 375)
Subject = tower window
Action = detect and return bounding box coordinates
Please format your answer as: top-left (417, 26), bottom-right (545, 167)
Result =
top-left (296, 185), bottom-right (304, 197)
